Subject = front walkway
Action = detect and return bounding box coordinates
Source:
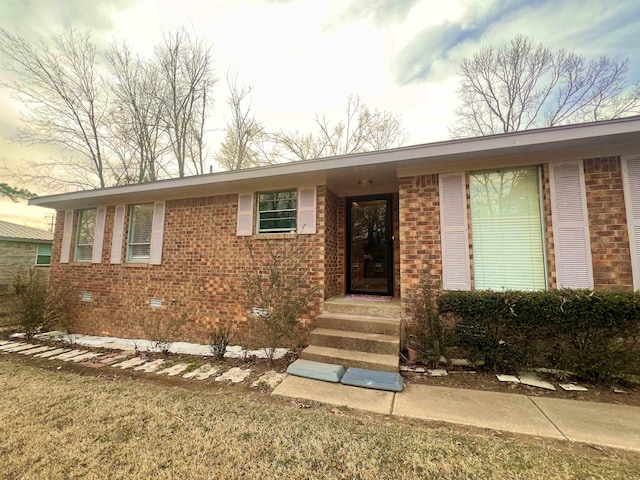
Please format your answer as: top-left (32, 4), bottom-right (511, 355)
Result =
top-left (272, 375), bottom-right (640, 453)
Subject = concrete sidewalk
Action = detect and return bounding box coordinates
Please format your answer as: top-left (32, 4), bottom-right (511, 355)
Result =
top-left (272, 376), bottom-right (640, 453)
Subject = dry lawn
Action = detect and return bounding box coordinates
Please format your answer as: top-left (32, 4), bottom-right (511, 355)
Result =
top-left (0, 358), bottom-right (639, 480)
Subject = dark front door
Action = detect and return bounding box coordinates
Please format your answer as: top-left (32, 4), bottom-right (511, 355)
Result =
top-left (347, 194), bottom-right (393, 295)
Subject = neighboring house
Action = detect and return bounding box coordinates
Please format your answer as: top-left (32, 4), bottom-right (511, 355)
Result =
top-left (0, 220), bottom-right (54, 292)
top-left (29, 116), bottom-right (640, 345)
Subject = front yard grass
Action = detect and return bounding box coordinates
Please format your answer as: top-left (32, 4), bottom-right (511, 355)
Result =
top-left (0, 359), bottom-right (639, 479)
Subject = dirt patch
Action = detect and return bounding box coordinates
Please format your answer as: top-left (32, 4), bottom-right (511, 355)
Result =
top-left (401, 363), bottom-right (640, 407)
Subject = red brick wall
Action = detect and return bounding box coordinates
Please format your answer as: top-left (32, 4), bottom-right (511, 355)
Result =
top-left (324, 188), bottom-right (340, 299)
top-left (49, 188), bottom-right (327, 344)
top-left (337, 198), bottom-right (346, 296)
top-left (399, 174), bottom-right (441, 311)
top-left (393, 193), bottom-right (401, 298)
top-left (583, 157), bottom-right (634, 291)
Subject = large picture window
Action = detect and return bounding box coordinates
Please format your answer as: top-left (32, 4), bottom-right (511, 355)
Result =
top-left (75, 208), bottom-right (96, 262)
top-left (127, 203), bottom-right (153, 262)
top-left (257, 190), bottom-right (297, 233)
top-left (470, 167), bottom-right (546, 291)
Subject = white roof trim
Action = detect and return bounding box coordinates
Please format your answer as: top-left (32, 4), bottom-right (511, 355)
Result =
top-left (29, 116), bottom-right (640, 209)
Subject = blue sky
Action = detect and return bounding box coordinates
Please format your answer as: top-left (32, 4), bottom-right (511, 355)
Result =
top-left (0, 0), bottom-right (639, 226)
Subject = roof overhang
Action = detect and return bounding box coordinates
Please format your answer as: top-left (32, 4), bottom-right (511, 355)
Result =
top-left (30, 116), bottom-right (640, 210)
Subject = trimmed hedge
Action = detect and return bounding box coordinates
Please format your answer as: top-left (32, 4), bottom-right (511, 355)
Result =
top-left (427, 289), bottom-right (640, 383)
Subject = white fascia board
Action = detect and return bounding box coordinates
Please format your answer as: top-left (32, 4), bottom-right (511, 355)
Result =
top-left (29, 116), bottom-right (640, 210)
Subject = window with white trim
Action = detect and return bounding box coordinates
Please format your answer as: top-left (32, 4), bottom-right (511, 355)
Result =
top-left (35, 244), bottom-right (51, 266)
top-left (256, 190), bottom-right (297, 233)
top-left (127, 203), bottom-right (153, 262)
top-left (469, 166), bottom-right (546, 291)
top-left (75, 208), bottom-right (96, 262)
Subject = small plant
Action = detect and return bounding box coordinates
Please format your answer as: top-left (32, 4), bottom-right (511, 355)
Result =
top-left (408, 272), bottom-right (445, 368)
top-left (10, 268), bottom-right (72, 338)
top-left (209, 320), bottom-right (236, 360)
top-left (239, 236), bottom-right (318, 362)
top-left (147, 305), bottom-right (191, 355)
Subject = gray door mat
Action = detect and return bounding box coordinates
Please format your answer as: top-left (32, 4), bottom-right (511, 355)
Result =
top-left (286, 359), bottom-right (345, 383)
top-left (340, 367), bottom-right (404, 392)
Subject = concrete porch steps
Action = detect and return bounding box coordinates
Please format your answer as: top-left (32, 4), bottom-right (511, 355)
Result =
top-left (316, 312), bottom-right (400, 336)
top-left (323, 298), bottom-right (401, 319)
top-left (301, 345), bottom-right (399, 373)
top-left (310, 328), bottom-right (399, 355)
top-left (300, 296), bottom-right (402, 373)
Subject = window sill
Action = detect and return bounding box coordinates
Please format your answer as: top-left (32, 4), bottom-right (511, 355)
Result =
top-left (251, 232), bottom-right (298, 240)
top-left (123, 262), bottom-right (150, 268)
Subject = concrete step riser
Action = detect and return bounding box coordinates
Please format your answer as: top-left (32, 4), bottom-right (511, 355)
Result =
top-left (301, 350), bottom-right (398, 373)
top-left (310, 331), bottom-right (399, 355)
top-left (317, 315), bottom-right (400, 336)
top-left (323, 302), bottom-right (402, 319)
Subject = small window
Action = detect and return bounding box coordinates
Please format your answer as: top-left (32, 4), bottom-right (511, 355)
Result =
top-left (257, 190), bottom-right (297, 233)
top-left (75, 209), bottom-right (96, 262)
top-left (35, 245), bottom-right (52, 266)
top-left (127, 203), bottom-right (153, 262)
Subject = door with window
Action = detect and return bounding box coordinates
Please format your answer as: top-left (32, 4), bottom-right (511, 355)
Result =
top-left (346, 195), bottom-right (393, 295)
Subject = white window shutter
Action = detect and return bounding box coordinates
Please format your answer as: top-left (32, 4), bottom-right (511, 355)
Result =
top-left (439, 173), bottom-right (471, 290)
top-left (60, 210), bottom-right (74, 264)
top-left (91, 207), bottom-right (106, 264)
top-left (237, 193), bottom-right (254, 236)
top-left (297, 186), bottom-right (317, 234)
top-left (549, 161), bottom-right (593, 289)
top-left (111, 205), bottom-right (126, 264)
top-left (149, 201), bottom-right (165, 265)
top-left (622, 155), bottom-right (640, 290)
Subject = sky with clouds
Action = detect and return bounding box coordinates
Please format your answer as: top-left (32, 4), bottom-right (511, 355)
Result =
top-left (0, 0), bottom-right (639, 228)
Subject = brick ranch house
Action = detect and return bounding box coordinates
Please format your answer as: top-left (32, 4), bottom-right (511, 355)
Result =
top-left (30, 117), bottom-right (640, 355)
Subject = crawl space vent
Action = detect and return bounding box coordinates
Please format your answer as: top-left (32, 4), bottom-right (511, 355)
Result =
top-left (80, 292), bottom-right (92, 302)
top-left (251, 307), bottom-right (269, 318)
top-left (149, 297), bottom-right (163, 308)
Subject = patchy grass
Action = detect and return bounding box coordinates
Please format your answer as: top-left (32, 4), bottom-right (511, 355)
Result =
top-left (0, 359), bottom-right (639, 479)
top-left (0, 294), bottom-right (17, 328)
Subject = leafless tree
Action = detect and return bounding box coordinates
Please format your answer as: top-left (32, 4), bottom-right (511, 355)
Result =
top-left (0, 28), bottom-right (111, 190)
top-left (275, 95), bottom-right (409, 161)
top-left (106, 41), bottom-right (167, 183)
top-left (451, 35), bottom-right (640, 138)
top-left (215, 74), bottom-right (277, 171)
top-left (155, 28), bottom-right (215, 177)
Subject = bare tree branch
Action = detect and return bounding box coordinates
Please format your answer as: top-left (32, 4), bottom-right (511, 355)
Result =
top-left (275, 95), bottom-right (409, 161)
top-left (451, 35), bottom-right (640, 138)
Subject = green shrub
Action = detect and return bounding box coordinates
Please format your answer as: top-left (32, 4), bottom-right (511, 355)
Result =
top-left (209, 321), bottom-right (236, 360)
top-left (11, 268), bottom-right (71, 338)
top-left (437, 289), bottom-right (640, 382)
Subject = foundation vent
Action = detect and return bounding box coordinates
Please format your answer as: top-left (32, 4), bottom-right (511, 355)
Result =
top-left (149, 297), bottom-right (163, 309)
top-left (80, 292), bottom-right (92, 302)
top-left (251, 307), bottom-right (269, 318)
